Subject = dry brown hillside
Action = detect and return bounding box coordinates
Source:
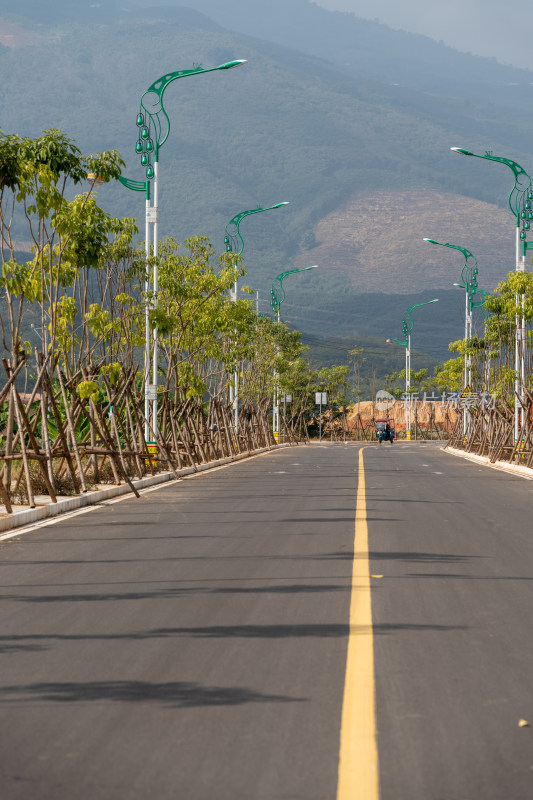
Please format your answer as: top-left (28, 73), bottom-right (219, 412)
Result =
top-left (301, 189), bottom-right (512, 294)
top-left (0, 21), bottom-right (51, 48)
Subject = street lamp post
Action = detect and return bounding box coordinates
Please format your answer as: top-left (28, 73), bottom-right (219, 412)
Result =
top-left (270, 265), bottom-right (318, 440)
top-left (423, 238), bottom-right (487, 436)
top-left (269, 265), bottom-right (319, 321)
top-left (386, 299), bottom-right (439, 440)
top-left (451, 147), bottom-right (533, 441)
top-left (115, 176), bottom-right (152, 439)
top-left (118, 59), bottom-right (246, 441)
top-left (224, 202), bottom-right (289, 432)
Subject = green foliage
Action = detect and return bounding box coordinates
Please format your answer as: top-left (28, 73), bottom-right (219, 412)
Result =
top-left (85, 303), bottom-right (113, 340)
top-left (0, 260), bottom-right (40, 302)
top-left (0, 128), bottom-right (127, 364)
top-left (0, 128), bottom-right (123, 193)
top-left (76, 380), bottom-right (99, 402)
top-left (490, 271), bottom-right (533, 321)
top-left (317, 364), bottom-right (350, 406)
top-left (101, 362), bottom-right (122, 386)
top-left (431, 357), bottom-right (463, 393)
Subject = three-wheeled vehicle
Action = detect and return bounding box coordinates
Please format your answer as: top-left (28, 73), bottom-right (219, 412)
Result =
top-left (376, 418), bottom-right (394, 444)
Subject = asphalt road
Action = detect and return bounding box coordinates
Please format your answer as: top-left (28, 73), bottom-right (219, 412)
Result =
top-left (366, 442), bottom-right (533, 800)
top-left (0, 442), bottom-right (532, 799)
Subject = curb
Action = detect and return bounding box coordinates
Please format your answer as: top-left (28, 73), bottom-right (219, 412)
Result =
top-left (0, 444), bottom-right (290, 535)
top-left (444, 446), bottom-right (533, 480)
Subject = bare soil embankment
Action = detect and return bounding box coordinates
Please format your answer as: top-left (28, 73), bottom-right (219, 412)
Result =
top-left (347, 399), bottom-right (457, 433)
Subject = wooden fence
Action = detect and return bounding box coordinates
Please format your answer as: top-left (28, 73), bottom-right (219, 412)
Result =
top-left (446, 392), bottom-right (533, 467)
top-left (0, 355), bottom-right (276, 514)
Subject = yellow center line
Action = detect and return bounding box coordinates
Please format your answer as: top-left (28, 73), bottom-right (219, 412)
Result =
top-left (337, 447), bottom-right (379, 800)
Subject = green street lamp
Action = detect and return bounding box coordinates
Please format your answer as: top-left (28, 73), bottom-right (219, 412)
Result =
top-left (119, 59), bottom-right (247, 440)
top-left (451, 146), bottom-right (533, 440)
top-left (224, 202), bottom-right (289, 432)
top-left (424, 238), bottom-right (488, 436)
top-left (224, 203), bottom-right (289, 260)
top-left (423, 237), bottom-right (485, 372)
top-left (269, 265), bottom-right (318, 439)
top-left (386, 298), bottom-right (438, 440)
top-left (270, 265), bottom-right (318, 321)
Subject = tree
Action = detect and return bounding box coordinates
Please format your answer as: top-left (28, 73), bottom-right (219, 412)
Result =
top-left (0, 128), bottom-right (124, 367)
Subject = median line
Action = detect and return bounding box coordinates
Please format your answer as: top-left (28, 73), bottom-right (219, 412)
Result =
top-left (336, 446), bottom-right (379, 800)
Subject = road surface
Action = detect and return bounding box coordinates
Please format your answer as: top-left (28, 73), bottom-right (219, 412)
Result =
top-left (0, 442), bottom-right (532, 799)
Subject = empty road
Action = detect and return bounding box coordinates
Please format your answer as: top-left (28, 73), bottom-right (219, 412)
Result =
top-left (0, 442), bottom-right (532, 799)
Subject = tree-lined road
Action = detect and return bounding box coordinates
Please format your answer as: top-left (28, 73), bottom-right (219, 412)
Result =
top-left (0, 443), bottom-right (532, 799)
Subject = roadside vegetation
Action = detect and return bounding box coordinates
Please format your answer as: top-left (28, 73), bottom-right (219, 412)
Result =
top-left (0, 129), bottom-right (359, 510)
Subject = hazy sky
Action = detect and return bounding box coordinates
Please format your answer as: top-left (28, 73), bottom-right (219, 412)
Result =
top-left (315, 0), bottom-right (533, 72)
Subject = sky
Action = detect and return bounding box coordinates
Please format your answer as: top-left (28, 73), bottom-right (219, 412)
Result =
top-left (315, 0), bottom-right (533, 72)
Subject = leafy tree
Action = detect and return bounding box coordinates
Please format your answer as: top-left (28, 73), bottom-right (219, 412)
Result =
top-left (0, 128), bottom-right (124, 366)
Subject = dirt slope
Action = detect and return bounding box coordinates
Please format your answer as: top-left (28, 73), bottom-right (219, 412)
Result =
top-left (301, 189), bottom-right (512, 294)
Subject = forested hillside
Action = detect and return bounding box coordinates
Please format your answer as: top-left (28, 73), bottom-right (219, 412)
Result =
top-left (0, 0), bottom-right (531, 368)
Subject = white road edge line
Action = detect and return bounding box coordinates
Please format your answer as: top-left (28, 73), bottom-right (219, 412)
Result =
top-left (0, 447), bottom-right (288, 542)
top-left (442, 446), bottom-right (533, 481)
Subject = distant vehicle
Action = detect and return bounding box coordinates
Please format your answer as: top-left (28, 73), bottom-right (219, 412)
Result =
top-left (376, 419), bottom-right (394, 444)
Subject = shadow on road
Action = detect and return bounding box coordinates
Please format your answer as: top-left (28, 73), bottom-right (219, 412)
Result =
top-left (0, 583), bottom-right (350, 606)
top-left (370, 551), bottom-right (481, 563)
top-left (0, 619), bottom-right (467, 657)
top-left (0, 680), bottom-right (304, 707)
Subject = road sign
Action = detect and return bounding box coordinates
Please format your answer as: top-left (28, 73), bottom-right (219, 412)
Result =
top-left (145, 384), bottom-right (157, 400)
top-left (315, 392), bottom-right (327, 405)
top-left (145, 441), bottom-right (158, 468)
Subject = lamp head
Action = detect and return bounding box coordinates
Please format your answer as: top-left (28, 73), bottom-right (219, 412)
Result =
top-left (273, 201), bottom-right (290, 208)
top-left (423, 238), bottom-right (440, 245)
top-left (218, 60), bottom-right (248, 70)
top-left (451, 147), bottom-right (475, 156)
top-left (453, 283), bottom-right (466, 289)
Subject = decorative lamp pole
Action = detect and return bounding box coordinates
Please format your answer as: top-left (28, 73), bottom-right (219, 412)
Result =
top-left (270, 265), bottom-right (318, 322)
top-left (119, 59), bottom-right (247, 441)
top-left (269, 265), bottom-right (318, 439)
top-left (423, 238), bottom-right (487, 435)
top-left (224, 202), bottom-right (289, 432)
top-left (386, 298), bottom-right (439, 440)
top-left (451, 147), bottom-right (533, 441)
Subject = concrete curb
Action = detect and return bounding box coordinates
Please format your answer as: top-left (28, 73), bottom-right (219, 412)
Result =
top-left (444, 446), bottom-right (533, 480)
top-left (0, 444), bottom-right (290, 535)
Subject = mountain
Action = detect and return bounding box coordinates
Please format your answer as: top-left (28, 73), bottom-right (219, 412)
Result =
top-left (0, 0), bottom-right (531, 370)
top-left (140, 0), bottom-right (533, 111)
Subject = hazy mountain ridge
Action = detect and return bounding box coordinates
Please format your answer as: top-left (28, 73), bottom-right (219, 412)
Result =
top-left (0, 0), bottom-right (531, 367)
top-left (139, 0), bottom-right (533, 110)
top-left (3, 0), bottom-right (533, 105)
